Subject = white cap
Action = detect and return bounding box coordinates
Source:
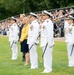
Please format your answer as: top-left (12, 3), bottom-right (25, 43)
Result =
top-left (11, 16), bottom-right (17, 22)
top-left (11, 16), bottom-right (16, 20)
top-left (42, 10), bottom-right (53, 17)
top-left (30, 12), bottom-right (38, 18)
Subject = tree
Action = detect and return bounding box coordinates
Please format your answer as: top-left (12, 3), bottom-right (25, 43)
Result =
top-left (0, 0), bottom-right (74, 20)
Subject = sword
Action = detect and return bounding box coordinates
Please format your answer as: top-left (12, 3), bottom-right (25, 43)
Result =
top-left (70, 44), bottom-right (74, 56)
top-left (40, 43), bottom-right (48, 63)
top-left (10, 41), bottom-right (14, 48)
top-left (10, 41), bottom-right (17, 48)
top-left (42, 43), bottom-right (48, 58)
top-left (29, 43), bottom-right (37, 50)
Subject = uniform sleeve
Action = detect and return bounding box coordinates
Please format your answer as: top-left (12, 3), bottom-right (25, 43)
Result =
top-left (20, 25), bottom-right (29, 42)
top-left (64, 21), bottom-right (69, 38)
top-left (64, 21), bottom-right (69, 29)
top-left (13, 25), bottom-right (19, 42)
top-left (32, 22), bottom-right (39, 44)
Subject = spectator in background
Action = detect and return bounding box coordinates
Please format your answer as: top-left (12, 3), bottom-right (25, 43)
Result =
top-left (56, 10), bottom-right (64, 37)
top-left (69, 7), bottom-right (74, 14)
top-left (6, 19), bottom-right (11, 36)
top-left (19, 14), bottom-right (25, 39)
top-left (65, 9), bottom-right (69, 15)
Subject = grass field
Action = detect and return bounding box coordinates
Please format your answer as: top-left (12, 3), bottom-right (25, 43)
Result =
top-left (0, 36), bottom-right (74, 75)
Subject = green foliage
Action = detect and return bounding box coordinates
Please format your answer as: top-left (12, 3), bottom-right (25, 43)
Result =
top-left (0, 0), bottom-right (74, 20)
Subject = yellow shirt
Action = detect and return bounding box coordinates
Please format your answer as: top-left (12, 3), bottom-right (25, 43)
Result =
top-left (20, 24), bottom-right (29, 42)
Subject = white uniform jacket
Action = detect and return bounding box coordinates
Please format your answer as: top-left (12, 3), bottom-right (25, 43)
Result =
top-left (40, 19), bottom-right (54, 47)
top-left (65, 24), bottom-right (74, 44)
top-left (8, 23), bottom-right (19, 42)
top-left (27, 20), bottom-right (40, 45)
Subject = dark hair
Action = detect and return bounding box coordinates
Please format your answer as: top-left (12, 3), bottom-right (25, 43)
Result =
top-left (33, 15), bottom-right (37, 18)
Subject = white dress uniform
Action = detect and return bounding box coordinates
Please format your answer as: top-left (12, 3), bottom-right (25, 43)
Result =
top-left (40, 19), bottom-right (54, 72)
top-left (27, 19), bottom-right (39, 69)
top-left (65, 23), bottom-right (74, 67)
top-left (9, 23), bottom-right (19, 60)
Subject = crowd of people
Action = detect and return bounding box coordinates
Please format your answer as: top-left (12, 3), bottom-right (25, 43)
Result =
top-left (0, 21), bottom-right (9, 35)
top-left (0, 7), bottom-right (74, 37)
top-left (0, 7), bottom-right (74, 73)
